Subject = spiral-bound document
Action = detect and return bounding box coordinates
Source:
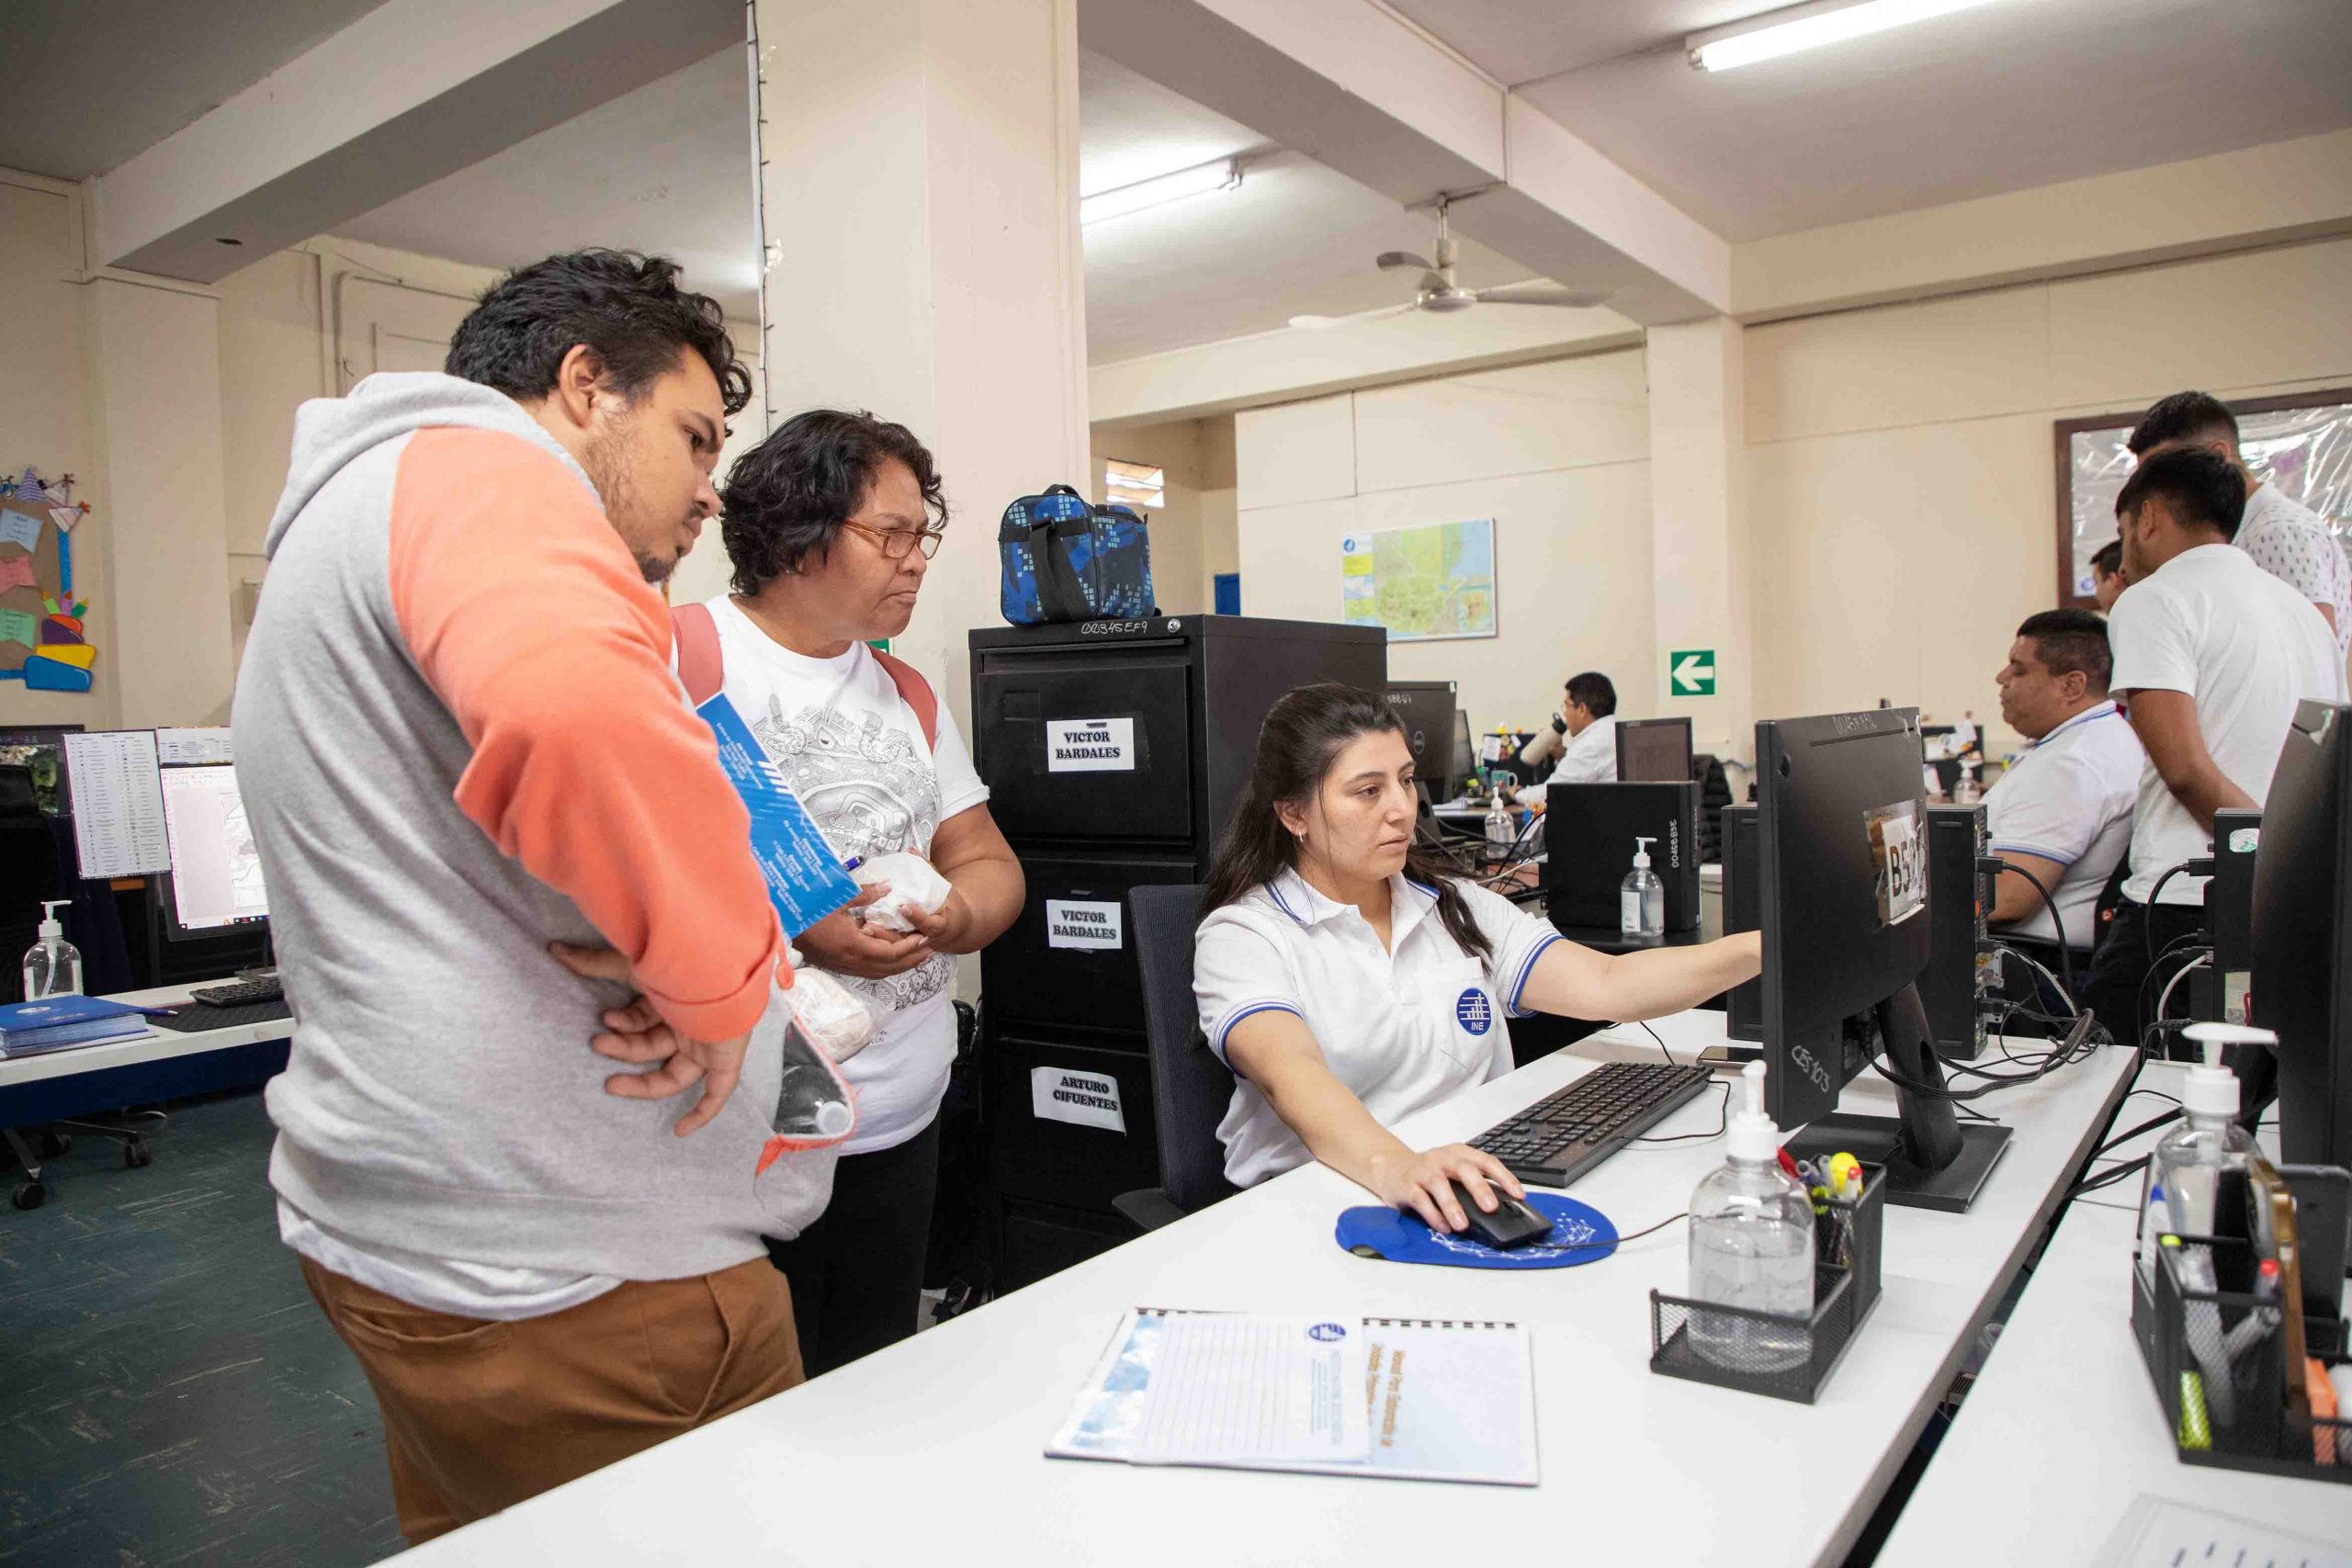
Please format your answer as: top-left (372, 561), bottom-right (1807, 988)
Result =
top-left (1046, 1308), bottom-right (1538, 1485)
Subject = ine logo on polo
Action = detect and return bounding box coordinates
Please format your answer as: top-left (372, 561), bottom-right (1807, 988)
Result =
top-left (1456, 988), bottom-right (1494, 1036)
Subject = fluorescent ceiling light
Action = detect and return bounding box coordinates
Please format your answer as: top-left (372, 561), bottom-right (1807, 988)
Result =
top-left (1688, 0), bottom-right (2007, 73)
top-left (1080, 158), bottom-right (1241, 226)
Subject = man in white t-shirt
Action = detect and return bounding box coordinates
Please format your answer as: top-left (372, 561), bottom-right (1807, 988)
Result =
top-left (1984, 609), bottom-right (2143, 953)
top-left (2080, 447), bottom-right (2344, 1047)
top-left (1518, 671), bottom-right (1618, 784)
top-left (2128, 390), bottom-right (2351, 667)
top-left (709, 410), bottom-right (1024, 1375)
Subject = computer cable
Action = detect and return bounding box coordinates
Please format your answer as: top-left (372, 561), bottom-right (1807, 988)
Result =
top-left (2153, 953), bottom-right (2211, 1030)
top-left (2095, 1108), bottom-right (2183, 1156)
top-left (2065, 1153), bottom-right (2151, 1203)
top-left (1634, 1079), bottom-right (1730, 1145)
top-left (1979, 855), bottom-right (2076, 1005)
top-left (1639, 1020), bottom-right (1677, 1064)
top-left (2139, 857), bottom-right (2214, 966)
top-left (1988, 942), bottom-right (2082, 1028)
top-left (1863, 1009), bottom-right (2102, 1103)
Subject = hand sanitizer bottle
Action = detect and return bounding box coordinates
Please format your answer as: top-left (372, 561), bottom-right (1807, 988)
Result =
top-left (1687, 1061), bottom-right (1815, 1372)
top-left (1620, 836), bottom-right (1664, 942)
top-left (2156, 1024), bottom-right (2262, 1238)
top-left (20, 901), bottom-right (82, 998)
top-left (1484, 791), bottom-right (1514, 855)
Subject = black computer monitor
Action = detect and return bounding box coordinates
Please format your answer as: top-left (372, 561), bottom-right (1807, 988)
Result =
top-left (1616, 716), bottom-right (1693, 783)
top-left (157, 761), bottom-right (269, 939)
top-left (1757, 707), bottom-right (2012, 1211)
top-left (2249, 699), bottom-right (2351, 1169)
top-left (1385, 682), bottom-right (1457, 798)
top-left (1448, 709), bottom-right (1476, 799)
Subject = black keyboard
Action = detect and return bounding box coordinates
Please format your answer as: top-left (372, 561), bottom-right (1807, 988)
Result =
top-left (190, 977), bottom-right (284, 1008)
top-left (151, 998), bottom-right (292, 1032)
top-left (1471, 1060), bottom-right (1715, 1188)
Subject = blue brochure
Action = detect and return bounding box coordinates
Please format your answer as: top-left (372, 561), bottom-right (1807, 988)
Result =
top-left (1334, 1192), bottom-right (1622, 1269)
top-left (695, 692), bottom-right (860, 939)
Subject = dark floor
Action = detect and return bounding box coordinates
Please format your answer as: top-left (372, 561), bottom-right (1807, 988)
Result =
top-left (0, 1089), bottom-right (402, 1567)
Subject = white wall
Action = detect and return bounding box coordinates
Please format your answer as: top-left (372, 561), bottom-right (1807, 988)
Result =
top-left (1234, 349), bottom-right (1653, 732)
top-left (1747, 232), bottom-right (2352, 753)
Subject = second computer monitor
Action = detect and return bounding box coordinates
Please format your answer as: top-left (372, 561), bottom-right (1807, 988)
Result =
top-left (158, 761), bottom-right (268, 937)
top-left (1616, 716), bottom-right (1693, 783)
top-left (1385, 682), bottom-right (1457, 797)
top-left (2250, 698), bottom-right (2352, 1170)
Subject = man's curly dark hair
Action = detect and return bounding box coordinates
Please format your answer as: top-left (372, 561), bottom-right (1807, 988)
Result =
top-left (719, 410), bottom-right (947, 596)
top-left (445, 249), bottom-right (752, 416)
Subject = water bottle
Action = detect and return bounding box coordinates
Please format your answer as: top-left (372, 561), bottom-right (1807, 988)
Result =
top-left (1484, 791), bottom-right (1514, 855)
top-left (1620, 836), bottom-right (1664, 942)
top-left (1687, 1061), bottom-right (1815, 1372)
top-left (773, 1016), bottom-right (854, 1142)
top-left (20, 900), bottom-right (82, 998)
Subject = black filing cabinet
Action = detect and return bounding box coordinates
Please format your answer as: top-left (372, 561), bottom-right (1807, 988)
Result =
top-left (970, 615), bottom-right (1385, 1289)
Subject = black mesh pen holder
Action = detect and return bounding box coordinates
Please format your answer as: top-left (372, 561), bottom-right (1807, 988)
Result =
top-left (1648, 1162), bottom-right (1887, 1404)
top-left (2130, 1233), bottom-right (2352, 1482)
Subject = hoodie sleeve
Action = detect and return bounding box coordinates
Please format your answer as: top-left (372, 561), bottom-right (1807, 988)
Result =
top-left (387, 425), bottom-right (782, 1043)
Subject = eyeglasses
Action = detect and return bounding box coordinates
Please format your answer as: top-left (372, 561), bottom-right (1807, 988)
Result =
top-left (838, 518), bottom-right (945, 560)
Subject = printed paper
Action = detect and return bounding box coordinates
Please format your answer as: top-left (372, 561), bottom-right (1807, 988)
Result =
top-left (1046, 717), bottom-right (1135, 773)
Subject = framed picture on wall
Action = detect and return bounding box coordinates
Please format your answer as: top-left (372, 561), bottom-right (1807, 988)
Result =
top-left (2054, 386), bottom-right (2352, 607)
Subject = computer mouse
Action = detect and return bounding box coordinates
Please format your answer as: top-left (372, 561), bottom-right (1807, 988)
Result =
top-left (1448, 1180), bottom-right (1554, 1249)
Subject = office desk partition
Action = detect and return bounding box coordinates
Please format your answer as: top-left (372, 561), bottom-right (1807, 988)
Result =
top-left (401, 1010), bottom-right (2135, 1568)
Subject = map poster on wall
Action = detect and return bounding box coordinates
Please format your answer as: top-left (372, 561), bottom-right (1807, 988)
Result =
top-left (1340, 519), bottom-right (1498, 642)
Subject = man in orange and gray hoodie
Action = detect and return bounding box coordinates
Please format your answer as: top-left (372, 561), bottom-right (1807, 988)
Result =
top-left (232, 252), bottom-right (826, 1544)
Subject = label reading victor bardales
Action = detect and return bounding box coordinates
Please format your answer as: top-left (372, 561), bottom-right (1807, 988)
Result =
top-left (1046, 898), bottom-right (1124, 950)
top-left (1046, 716), bottom-right (1136, 772)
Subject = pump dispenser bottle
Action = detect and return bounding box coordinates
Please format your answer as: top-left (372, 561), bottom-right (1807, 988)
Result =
top-left (1621, 836), bottom-right (1664, 941)
top-left (1687, 1061), bottom-right (1815, 1371)
top-left (20, 900), bottom-right (81, 999)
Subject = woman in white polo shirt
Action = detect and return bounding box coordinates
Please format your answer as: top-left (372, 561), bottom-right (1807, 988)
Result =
top-left (1194, 684), bottom-right (1761, 1234)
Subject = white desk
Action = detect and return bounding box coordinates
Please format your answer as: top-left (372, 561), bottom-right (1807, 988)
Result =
top-left (0, 983), bottom-right (290, 1092)
top-left (1879, 1064), bottom-right (2352, 1563)
top-left (0, 983), bottom-right (293, 1136)
top-left (401, 1010), bottom-right (2135, 1567)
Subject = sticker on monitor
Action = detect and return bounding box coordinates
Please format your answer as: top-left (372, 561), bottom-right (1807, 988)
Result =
top-left (1865, 800), bottom-right (1926, 928)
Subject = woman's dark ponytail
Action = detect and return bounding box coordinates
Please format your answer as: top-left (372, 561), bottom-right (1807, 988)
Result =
top-left (1200, 682), bottom-right (1493, 964)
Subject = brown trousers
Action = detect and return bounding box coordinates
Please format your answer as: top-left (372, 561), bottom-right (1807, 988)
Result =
top-left (300, 1254), bottom-right (803, 1545)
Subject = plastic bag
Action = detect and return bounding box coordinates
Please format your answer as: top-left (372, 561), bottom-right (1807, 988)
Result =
top-left (853, 852), bottom-right (952, 933)
top-left (783, 950), bottom-right (876, 1063)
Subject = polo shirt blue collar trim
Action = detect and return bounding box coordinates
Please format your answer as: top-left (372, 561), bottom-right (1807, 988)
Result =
top-left (2027, 700), bottom-right (2120, 750)
top-left (1264, 868), bottom-right (1438, 943)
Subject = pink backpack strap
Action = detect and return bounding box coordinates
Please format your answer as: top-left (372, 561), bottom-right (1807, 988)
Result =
top-left (671, 601), bottom-right (724, 706)
top-left (872, 649), bottom-right (939, 750)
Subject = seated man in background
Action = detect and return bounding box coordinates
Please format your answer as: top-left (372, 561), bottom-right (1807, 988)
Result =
top-left (2089, 538), bottom-right (2127, 613)
top-left (2128, 390), bottom-right (2349, 664)
top-left (1519, 671), bottom-right (1618, 784)
top-left (2080, 448), bottom-right (2343, 1049)
top-left (1984, 610), bottom-right (2142, 972)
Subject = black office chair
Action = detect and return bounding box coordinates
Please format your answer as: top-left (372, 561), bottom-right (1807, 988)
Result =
top-left (1113, 883), bottom-right (1240, 1231)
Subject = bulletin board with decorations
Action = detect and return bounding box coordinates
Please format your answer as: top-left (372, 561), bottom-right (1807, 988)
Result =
top-left (0, 468), bottom-right (95, 693)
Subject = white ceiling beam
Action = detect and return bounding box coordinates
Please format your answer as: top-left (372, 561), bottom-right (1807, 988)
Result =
top-left (89, 0), bottom-right (741, 282)
top-left (1733, 128), bottom-right (2352, 323)
top-left (1079, 0), bottom-right (1730, 327)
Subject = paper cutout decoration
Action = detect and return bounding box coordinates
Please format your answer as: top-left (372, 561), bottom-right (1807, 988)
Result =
top-left (39, 618), bottom-right (76, 644)
top-left (0, 556), bottom-right (33, 592)
top-left (0, 607), bottom-right (37, 647)
top-left (0, 507), bottom-right (38, 552)
top-left (22, 656), bottom-right (92, 692)
top-left (29, 643), bottom-right (93, 670)
top-left (50, 505), bottom-right (85, 535)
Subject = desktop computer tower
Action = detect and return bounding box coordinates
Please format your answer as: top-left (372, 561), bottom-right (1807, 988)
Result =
top-left (2192, 807), bottom-right (2259, 1027)
top-left (1724, 802), bottom-right (1984, 1058)
top-left (1543, 781), bottom-right (1702, 933)
top-left (968, 615), bottom-right (1385, 1289)
top-left (1919, 805), bottom-right (1990, 1061)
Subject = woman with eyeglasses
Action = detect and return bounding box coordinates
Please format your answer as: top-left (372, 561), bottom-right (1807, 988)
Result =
top-left (701, 408), bottom-right (1023, 1374)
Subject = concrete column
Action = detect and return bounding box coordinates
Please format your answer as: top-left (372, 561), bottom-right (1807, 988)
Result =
top-left (83, 274), bottom-right (236, 727)
top-left (1645, 316), bottom-right (1752, 761)
top-left (752, 0), bottom-right (1090, 728)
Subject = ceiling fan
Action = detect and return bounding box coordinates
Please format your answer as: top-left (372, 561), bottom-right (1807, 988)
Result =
top-left (1289, 195), bottom-right (1610, 330)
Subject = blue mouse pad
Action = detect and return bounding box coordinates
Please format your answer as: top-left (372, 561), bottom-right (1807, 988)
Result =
top-left (1335, 1192), bottom-right (1620, 1269)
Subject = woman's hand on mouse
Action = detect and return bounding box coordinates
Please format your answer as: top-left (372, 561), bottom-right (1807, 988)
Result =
top-left (1365, 1144), bottom-right (1525, 1233)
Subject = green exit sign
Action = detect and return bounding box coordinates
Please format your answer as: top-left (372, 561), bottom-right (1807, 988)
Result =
top-left (1669, 649), bottom-right (1716, 696)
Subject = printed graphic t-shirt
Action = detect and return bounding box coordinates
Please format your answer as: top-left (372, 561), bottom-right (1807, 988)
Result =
top-left (706, 596), bottom-right (989, 1154)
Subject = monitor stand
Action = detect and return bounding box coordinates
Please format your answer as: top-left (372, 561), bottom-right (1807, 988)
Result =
top-left (1782, 983), bottom-right (2011, 1213)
